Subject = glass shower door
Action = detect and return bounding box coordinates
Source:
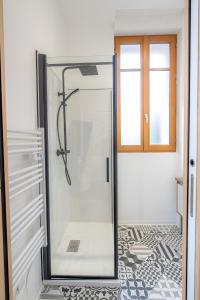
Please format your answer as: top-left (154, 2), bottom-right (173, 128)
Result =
top-left (44, 57), bottom-right (116, 278)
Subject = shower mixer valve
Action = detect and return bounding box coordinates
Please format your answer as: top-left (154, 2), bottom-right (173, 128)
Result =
top-left (58, 91), bottom-right (65, 96)
top-left (56, 149), bottom-right (70, 156)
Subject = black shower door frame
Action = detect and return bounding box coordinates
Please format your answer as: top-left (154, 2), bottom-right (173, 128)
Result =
top-left (36, 53), bottom-right (118, 281)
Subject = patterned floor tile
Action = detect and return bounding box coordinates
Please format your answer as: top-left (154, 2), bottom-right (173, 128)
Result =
top-left (133, 225), bottom-right (157, 234)
top-left (161, 234), bottom-right (182, 251)
top-left (61, 286), bottom-right (119, 300)
top-left (119, 225), bottom-right (182, 300)
top-left (120, 278), bottom-right (152, 300)
top-left (118, 240), bottom-right (136, 256)
top-left (169, 225), bottom-right (181, 234)
top-left (119, 226), bottom-right (145, 242)
top-left (135, 257), bottom-right (163, 288)
top-left (119, 250), bottom-right (143, 273)
top-left (139, 234), bottom-right (161, 250)
top-left (148, 275), bottom-right (182, 299)
top-left (129, 244), bottom-right (153, 261)
top-left (119, 270), bottom-right (135, 280)
top-left (145, 252), bottom-right (169, 274)
top-left (155, 241), bottom-right (178, 261)
top-left (135, 225), bottom-right (176, 235)
top-left (165, 261), bottom-right (182, 286)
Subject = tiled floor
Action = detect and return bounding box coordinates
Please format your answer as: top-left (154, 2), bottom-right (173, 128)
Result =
top-left (40, 286), bottom-right (119, 300)
top-left (119, 225), bottom-right (182, 300)
top-left (40, 225), bottom-right (182, 300)
top-left (61, 286), bottom-right (119, 300)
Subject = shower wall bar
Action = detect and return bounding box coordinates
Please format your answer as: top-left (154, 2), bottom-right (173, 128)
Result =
top-left (7, 129), bottom-right (47, 295)
top-left (67, 88), bottom-right (112, 91)
top-left (47, 61), bottom-right (113, 68)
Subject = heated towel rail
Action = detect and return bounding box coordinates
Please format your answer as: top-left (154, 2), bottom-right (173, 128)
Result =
top-left (7, 129), bottom-right (47, 292)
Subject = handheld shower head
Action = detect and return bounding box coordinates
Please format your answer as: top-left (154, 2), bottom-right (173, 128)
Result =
top-left (65, 88), bottom-right (79, 101)
top-left (59, 88), bottom-right (79, 104)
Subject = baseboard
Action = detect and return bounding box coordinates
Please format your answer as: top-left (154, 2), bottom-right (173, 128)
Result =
top-left (119, 221), bottom-right (176, 225)
top-left (43, 279), bottom-right (120, 288)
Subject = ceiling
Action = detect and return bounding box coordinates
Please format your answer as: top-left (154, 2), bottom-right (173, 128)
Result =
top-left (59, 0), bottom-right (184, 18)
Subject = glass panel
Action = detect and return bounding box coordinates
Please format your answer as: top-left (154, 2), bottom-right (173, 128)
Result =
top-left (46, 56), bottom-right (115, 277)
top-left (150, 43), bottom-right (170, 68)
top-left (150, 71), bottom-right (170, 145)
top-left (120, 44), bottom-right (141, 69)
top-left (120, 71), bottom-right (141, 145)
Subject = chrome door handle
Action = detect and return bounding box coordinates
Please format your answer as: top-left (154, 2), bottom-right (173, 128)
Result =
top-left (190, 174), bottom-right (194, 218)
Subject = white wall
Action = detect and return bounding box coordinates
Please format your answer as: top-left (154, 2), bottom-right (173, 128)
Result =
top-left (58, 0), bottom-right (114, 57)
top-left (3, 1), bottom-right (69, 300)
top-left (118, 153), bottom-right (179, 224)
top-left (115, 11), bottom-right (185, 224)
top-left (3, 1), bottom-right (69, 131)
top-left (115, 11), bottom-right (183, 35)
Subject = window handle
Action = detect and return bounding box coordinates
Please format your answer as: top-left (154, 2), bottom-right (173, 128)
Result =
top-left (144, 113), bottom-right (149, 124)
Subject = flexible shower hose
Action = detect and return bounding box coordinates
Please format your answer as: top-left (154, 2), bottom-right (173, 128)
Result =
top-left (56, 102), bottom-right (72, 185)
top-left (56, 89), bottom-right (79, 185)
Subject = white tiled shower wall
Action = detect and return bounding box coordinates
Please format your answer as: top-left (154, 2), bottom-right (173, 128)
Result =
top-left (47, 66), bottom-right (114, 253)
top-left (47, 68), bottom-right (72, 255)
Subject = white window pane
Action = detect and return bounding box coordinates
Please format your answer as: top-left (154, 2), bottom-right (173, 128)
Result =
top-left (150, 44), bottom-right (170, 68)
top-left (150, 71), bottom-right (170, 145)
top-left (120, 45), bottom-right (141, 69)
top-left (120, 72), bottom-right (141, 145)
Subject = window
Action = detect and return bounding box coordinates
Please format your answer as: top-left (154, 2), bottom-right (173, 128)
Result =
top-left (115, 35), bottom-right (177, 152)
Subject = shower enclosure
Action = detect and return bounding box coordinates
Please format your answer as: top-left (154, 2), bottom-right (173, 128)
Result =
top-left (37, 54), bottom-right (118, 280)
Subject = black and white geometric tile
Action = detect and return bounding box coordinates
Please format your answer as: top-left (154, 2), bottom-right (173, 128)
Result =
top-left (40, 224), bottom-right (182, 300)
top-left (40, 286), bottom-right (120, 300)
top-left (61, 286), bottom-right (119, 300)
top-left (119, 224), bottom-right (182, 300)
top-left (119, 226), bottom-right (145, 242)
top-left (148, 275), bottom-right (182, 300)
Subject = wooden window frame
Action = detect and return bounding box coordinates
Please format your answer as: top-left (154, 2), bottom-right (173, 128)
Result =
top-left (115, 35), bottom-right (177, 153)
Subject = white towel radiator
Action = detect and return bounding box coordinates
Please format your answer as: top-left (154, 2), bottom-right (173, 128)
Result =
top-left (7, 129), bottom-right (47, 296)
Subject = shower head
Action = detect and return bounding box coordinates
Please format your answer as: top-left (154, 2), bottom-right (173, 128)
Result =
top-left (78, 65), bottom-right (98, 76)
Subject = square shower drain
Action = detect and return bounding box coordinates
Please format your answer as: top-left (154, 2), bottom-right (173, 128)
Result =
top-left (66, 240), bottom-right (80, 252)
